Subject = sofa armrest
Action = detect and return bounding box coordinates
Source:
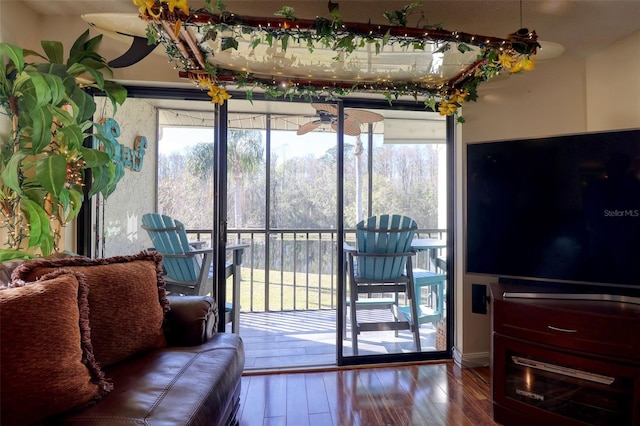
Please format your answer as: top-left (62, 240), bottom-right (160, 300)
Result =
top-left (164, 295), bottom-right (219, 346)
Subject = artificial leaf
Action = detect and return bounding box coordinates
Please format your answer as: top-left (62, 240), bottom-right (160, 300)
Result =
top-left (92, 132), bottom-right (115, 157)
top-left (67, 30), bottom-right (91, 66)
top-left (69, 85), bottom-right (96, 122)
top-left (42, 73), bottom-right (66, 106)
top-left (0, 43), bottom-right (25, 74)
top-left (79, 146), bottom-right (110, 167)
top-left (41, 40), bottom-right (64, 64)
top-left (221, 37), bottom-right (239, 51)
top-left (20, 198), bottom-right (44, 248)
top-left (0, 150), bottom-right (28, 193)
top-left (57, 125), bottom-right (85, 151)
top-left (274, 6), bottom-right (296, 21)
top-left (103, 80), bottom-right (128, 112)
top-left (38, 234), bottom-right (54, 257)
top-left (457, 43), bottom-right (473, 53)
top-left (103, 162), bottom-right (123, 198)
top-left (88, 163), bottom-right (111, 197)
top-left (29, 106), bottom-right (53, 154)
top-left (65, 188), bottom-right (83, 222)
top-left (0, 249), bottom-right (35, 263)
top-left (35, 154), bottom-right (67, 198)
top-left (58, 187), bottom-right (70, 211)
top-left (28, 72), bottom-right (54, 108)
top-left (50, 105), bottom-right (75, 127)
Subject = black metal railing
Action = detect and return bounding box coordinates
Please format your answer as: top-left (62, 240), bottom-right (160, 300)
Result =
top-left (186, 228), bottom-right (446, 313)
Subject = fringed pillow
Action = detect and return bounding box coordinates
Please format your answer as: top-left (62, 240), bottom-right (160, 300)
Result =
top-left (0, 270), bottom-right (111, 424)
top-left (13, 251), bottom-right (170, 368)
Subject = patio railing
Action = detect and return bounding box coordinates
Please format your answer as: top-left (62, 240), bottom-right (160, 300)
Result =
top-left (186, 228), bottom-right (446, 313)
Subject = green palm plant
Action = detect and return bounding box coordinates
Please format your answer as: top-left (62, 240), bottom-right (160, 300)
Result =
top-left (0, 30), bottom-right (127, 261)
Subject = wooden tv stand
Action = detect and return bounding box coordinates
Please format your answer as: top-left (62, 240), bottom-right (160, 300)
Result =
top-left (489, 283), bottom-right (640, 425)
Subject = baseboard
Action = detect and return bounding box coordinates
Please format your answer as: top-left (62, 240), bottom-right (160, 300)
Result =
top-left (452, 347), bottom-right (490, 368)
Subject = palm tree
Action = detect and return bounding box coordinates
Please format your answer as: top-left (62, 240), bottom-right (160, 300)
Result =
top-left (227, 130), bottom-right (263, 227)
top-left (187, 130), bottom-right (263, 228)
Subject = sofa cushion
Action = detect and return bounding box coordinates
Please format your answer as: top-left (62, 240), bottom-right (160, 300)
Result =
top-left (13, 251), bottom-right (170, 368)
top-left (58, 333), bottom-right (245, 426)
top-left (0, 270), bottom-right (111, 425)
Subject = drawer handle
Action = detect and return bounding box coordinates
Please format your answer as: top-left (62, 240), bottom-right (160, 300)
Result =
top-left (548, 325), bottom-right (577, 333)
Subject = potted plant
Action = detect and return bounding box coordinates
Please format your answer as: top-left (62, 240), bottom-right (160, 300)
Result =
top-left (0, 30), bottom-right (127, 262)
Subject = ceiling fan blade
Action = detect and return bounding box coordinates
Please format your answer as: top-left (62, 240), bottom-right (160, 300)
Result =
top-left (311, 103), bottom-right (338, 115)
top-left (345, 109), bottom-right (384, 123)
top-left (297, 121), bottom-right (321, 135)
top-left (332, 120), bottom-right (362, 136)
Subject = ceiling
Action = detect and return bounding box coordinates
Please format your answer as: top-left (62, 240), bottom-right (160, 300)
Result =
top-left (14, 0), bottom-right (640, 132)
top-left (18, 0), bottom-right (640, 59)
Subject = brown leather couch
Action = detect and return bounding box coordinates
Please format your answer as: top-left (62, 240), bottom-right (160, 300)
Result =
top-left (58, 295), bottom-right (245, 425)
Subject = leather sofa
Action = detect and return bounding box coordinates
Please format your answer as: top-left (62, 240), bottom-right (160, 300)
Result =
top-left (59, 295), bottom-right (245, 425)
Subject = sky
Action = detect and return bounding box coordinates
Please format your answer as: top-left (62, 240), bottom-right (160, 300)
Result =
top-left (158, 127), bottom-right (361, 160)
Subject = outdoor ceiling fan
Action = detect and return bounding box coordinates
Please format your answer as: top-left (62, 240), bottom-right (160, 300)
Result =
top-left (296, 104), bottom-right (383, 136)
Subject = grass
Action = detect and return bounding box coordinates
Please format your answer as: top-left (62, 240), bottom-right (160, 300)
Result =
top-left (227, 266), bottom-right (338, 312)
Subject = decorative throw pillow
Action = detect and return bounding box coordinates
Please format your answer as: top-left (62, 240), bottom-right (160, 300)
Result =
top-left (13, 251), bottom-right (170, 368)
top-left (0, 270), bottom-right (111, 425)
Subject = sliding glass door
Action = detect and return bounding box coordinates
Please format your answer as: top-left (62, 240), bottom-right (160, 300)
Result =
top-left (90, 89), bottom-right (453, 369)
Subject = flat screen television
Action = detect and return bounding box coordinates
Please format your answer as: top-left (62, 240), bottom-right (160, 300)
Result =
top-left (466, 128), bottom-right (640, 294)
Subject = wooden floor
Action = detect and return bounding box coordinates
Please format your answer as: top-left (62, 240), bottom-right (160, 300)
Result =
top-left (237, 363), bottom-right (496, 426)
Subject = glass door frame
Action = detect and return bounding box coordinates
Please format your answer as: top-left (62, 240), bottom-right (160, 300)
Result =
top-left (83, 87), bottom-right (456, 366)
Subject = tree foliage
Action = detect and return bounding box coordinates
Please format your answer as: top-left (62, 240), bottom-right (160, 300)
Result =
top-left (158, 132), bottom-right (441, 233)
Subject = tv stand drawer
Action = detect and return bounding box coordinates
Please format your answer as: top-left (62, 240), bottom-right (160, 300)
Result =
top-left (497, 300), bottom-right (637, 358)
top-left (490, 283), bottom-right (640, 426)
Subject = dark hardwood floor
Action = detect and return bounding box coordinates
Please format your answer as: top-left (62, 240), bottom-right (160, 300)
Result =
top-left (237, 362), bottom-right (497, 426)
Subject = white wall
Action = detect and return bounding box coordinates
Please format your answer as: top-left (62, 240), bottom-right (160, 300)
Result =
top-left (94, 98), bottom-right (158, 257)
top-left (586, 31), bottom-right (640, 132)
top-left (453, 31), bottom-right (640, 367)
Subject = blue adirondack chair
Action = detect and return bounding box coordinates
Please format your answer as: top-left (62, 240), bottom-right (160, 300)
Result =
top-left (141, 213), bottom-right (246, 333)
top-left (346, 214), bottom-right (421, 355)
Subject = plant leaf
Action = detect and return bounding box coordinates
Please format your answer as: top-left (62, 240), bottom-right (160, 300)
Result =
top-left (0, 43), bottom-right (25, 74)
top-left (103, 162), bottom-right (124, 198)
top-left (0, 150), bottom-right (28, 193)
top-left (0, 249), bottom-right (35, 263)
top-left (79, 146), bottom-right (110, 167)
top-left (88, 163), bottom-right (111, 198)
top-left (57, 125), bottom-right (85, 151)
top-left (69, 85), bottom-right (96, 122)
top-left (28, 71), bottom-right (54, 108)
top-left (65, 188), bottom-right (84, 222)
top-left (35, 154), bottom-right (67, 198)
top-left (20, 198), bottom-right (43, 248)
top-left (41, 40), bottom-right (64, 64)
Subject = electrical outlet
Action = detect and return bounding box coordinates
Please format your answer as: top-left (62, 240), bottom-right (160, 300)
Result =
top-left (472, 284), bottom-right (487, 314)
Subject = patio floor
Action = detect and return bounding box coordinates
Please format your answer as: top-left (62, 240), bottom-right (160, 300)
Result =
top-left (227, 310), bottom-right (444, 371)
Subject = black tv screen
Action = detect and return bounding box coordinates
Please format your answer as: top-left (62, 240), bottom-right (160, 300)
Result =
top-left (466, 129), bottom-right (640, 290)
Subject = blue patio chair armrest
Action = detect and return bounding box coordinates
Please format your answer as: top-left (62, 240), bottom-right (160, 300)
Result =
top-left (189, 248), bottom-right (214, 255)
